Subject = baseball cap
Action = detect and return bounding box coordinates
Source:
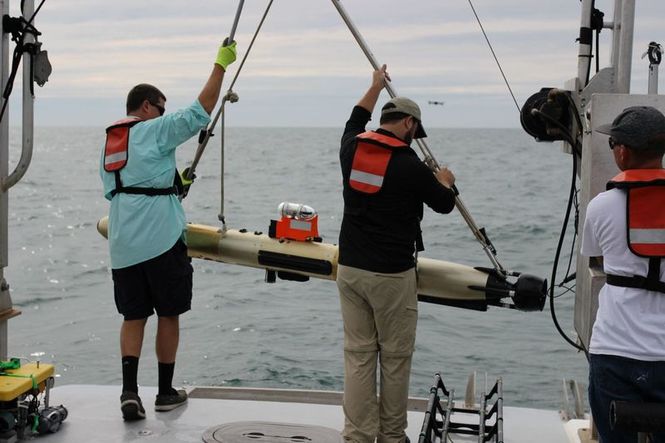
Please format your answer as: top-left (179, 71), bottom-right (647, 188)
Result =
top-left (381, 97), bottom-right (427, 139)
top-left (596, 106), bottom-right (665, 150)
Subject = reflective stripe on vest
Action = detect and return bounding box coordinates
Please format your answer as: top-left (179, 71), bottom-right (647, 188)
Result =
top-left (349, 131), bottom-right (408, 194)
top-left (104, 117), bottom-right (141, 172)
top-left (607, 169), bottom-right (665, 257)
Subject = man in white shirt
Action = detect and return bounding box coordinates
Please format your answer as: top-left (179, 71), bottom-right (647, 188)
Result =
top-left (581, 106), bottom-right (665, 442)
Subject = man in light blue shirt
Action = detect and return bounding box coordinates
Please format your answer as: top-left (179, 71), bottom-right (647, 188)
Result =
top-left (100, 40), bottom-right (237, 421)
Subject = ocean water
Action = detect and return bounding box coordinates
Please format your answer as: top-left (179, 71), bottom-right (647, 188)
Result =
top-left (5, 126), bottom-right (587, 410)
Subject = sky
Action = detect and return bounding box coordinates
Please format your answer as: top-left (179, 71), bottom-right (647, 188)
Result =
top-left (10, 0), bottom-right (665, 127)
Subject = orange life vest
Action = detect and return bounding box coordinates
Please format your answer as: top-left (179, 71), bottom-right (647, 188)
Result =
top-left (605, 169), bottom-right (665, 293)
top-left (349, 131), bottom-right (408, 194)
top-left (104, 117), bottom-right (141, 173)
top-left (103, 118), bottom-right (179, 198)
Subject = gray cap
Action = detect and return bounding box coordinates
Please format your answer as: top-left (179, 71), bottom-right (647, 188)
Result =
top-left (381, 97), bottom-right (427, 139)
top-left (596, 106), bottom-right (665, 150)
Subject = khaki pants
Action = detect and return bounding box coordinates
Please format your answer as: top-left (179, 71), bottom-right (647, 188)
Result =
top-left (337, 264), bottom-right (418, 443)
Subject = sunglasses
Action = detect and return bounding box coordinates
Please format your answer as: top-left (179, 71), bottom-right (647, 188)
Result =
top-left (608, 137), bottom-right (618, 150)
top-left (149, 101), bottom-right (165, 116)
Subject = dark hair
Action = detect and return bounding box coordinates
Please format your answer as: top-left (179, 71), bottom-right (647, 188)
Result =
top-left (380, 111), bottom-right (410, 125)
top-left (629, 145), bottom-right (665, 162)
top-left (126, 83), bottom-right (166, 114)
top-left (629, 133), bottom-right (665, 158)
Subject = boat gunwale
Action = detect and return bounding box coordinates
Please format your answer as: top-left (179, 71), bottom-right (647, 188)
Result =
top-left (188, 385), bottom-right (430, 411)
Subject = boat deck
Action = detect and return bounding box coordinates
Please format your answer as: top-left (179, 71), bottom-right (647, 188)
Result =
top-left (24, 384), bottom-right (584, 443)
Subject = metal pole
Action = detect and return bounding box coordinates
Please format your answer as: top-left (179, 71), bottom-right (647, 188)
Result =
top-left (330, 0), bottom-right (507, 274)
top-left (185, 0), bottom-right (245, 181)
top-left (616, 0), bottom-right (635, 93)
top-left (576, 0), bottom-right (594, 89)
top-left (228, 0), bottom-right (244, 43)
top-left (0, 0), bottom-right (9, 271)
top-left (648, 65), bottom-right (659, 95)
top-left (648, 64), bottom-right (660, 95)
top-left (196, 0), bottom-right (274, 228)
top-left (19, 0), bottom-right (34, 181)
top-left (2, 0), bottom-right (34, 191)
top-left (645, 42), bottom-right (662, 95)
top-left (609, 0), bottom-right (623, 80)
top-left (187, 95), bottom-right (229, 181)
top-left (0, 0), bottom-right (11, 360)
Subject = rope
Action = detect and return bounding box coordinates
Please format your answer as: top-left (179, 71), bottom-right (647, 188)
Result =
top-left (217, 0), bottom-right (274, 225)
top-left (465, 0), bottom-right (521, 113)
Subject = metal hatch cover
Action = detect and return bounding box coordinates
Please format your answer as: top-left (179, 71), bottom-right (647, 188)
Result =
top-left (202, 421), bottom-right (342, 443)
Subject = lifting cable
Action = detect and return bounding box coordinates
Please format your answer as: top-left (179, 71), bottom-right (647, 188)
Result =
top-left (465, 0), bottom-right (521, 113)
top-left (467, 0), bottom-right (588, 343)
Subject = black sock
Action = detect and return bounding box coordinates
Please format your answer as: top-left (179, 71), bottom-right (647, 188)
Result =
top-left (158, 362), bottom-right (176, 395)
top-left (121, 356), bottom-right (139, 394)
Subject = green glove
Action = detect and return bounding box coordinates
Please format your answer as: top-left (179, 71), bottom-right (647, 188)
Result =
top-left (215, 40), bottom-right (237, 71)
top-left (180, 168), bottom-right (195, 187)
top-left (178, 168), bottom-right (196, 199)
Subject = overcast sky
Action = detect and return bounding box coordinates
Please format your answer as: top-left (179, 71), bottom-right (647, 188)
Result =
top-left (14, 0), bottom-right (665, 127)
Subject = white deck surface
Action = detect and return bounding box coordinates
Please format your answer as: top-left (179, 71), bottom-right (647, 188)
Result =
top-left (29, 384), bottom-right (576, 443)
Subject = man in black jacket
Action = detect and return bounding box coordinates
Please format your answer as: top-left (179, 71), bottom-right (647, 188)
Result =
top-left (337, 65), bottom-right (456, 443)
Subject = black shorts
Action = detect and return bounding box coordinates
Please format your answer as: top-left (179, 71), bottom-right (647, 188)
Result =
top-left (112, 239), bottom-right (193, 320)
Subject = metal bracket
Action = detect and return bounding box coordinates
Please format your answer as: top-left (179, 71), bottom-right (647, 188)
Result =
top-left (579, 67), bottom-right (616, 111)
top-left (0, 277), bottom-right (10, 311)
